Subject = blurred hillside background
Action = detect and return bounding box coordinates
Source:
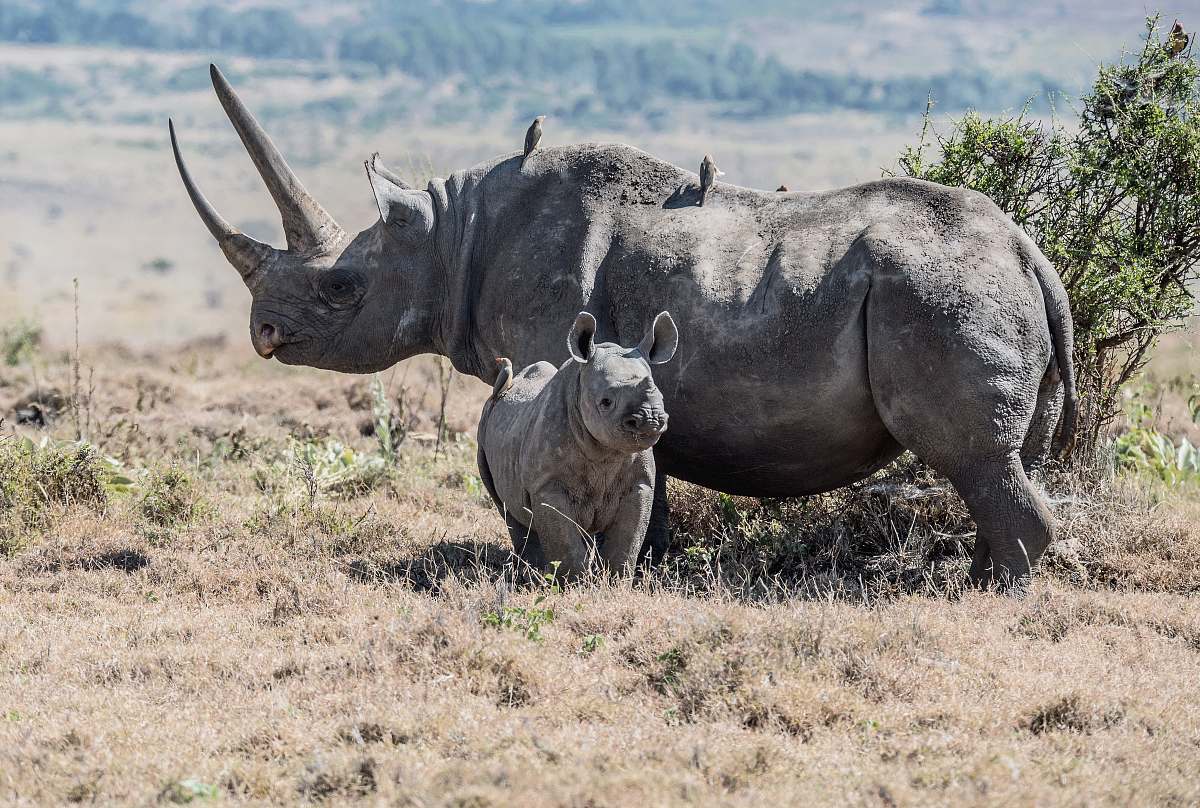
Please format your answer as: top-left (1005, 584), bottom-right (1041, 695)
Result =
top-left (0, 0), bottom-right (1191, 351)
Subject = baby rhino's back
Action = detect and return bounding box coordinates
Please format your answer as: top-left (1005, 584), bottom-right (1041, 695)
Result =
top-left (478, 360), bottom-right (561, 521)
top-left (482, 360), bottom-right (558, 434)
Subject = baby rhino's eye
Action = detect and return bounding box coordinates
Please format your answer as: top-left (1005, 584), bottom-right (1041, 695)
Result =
top-left (599, 398), bottom-right (613, 410)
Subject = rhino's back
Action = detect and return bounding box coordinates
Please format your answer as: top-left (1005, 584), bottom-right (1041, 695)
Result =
top-left (587, 160), bottom-right (1033, 495)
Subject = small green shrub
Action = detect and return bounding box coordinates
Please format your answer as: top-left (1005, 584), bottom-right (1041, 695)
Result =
top-left (1, 318), bottom-right (41, 366)
top-left (298, 438), bottom-right (389, 496)
top-left (1113, 393), bottom-right (1200, 484)
top-left (369, 373), bottom-right (409, 463)
top-left (158, 778), bottom-right (218, 804)
top-left (138, 468), bottom-right (205, 528)
top-left (481, 595), bottom-right (556, 641)
top-left (0, 436), bottom-right (109, 554)
top-left (282, 438), bottom-right (391, 504)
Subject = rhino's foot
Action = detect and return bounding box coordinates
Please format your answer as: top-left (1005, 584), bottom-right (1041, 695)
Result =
top-left (967, 562), bottom-right (1033, 599)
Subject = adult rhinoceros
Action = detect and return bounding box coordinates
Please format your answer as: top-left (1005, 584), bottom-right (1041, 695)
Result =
top-left (170, 65), bottom-right (1077, 588)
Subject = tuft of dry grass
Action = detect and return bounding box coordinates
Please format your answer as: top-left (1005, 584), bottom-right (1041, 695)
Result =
top-left (1, 344), bottom-right (1199, 805)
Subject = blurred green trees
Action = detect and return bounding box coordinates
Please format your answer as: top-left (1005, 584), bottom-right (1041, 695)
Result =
top-left (0, 0), bottom-right (1056, 122)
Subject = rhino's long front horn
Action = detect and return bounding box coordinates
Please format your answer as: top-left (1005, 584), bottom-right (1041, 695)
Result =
top-left (169, 118), bottom-right (275, 282)
top-left (209, 63), bottom-right (343, 254)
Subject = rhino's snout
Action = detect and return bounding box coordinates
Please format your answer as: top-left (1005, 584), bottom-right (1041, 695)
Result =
top-left (251, 318), bottom-right (284, 359)
top-left (622, 407), bottom-right (668, 441)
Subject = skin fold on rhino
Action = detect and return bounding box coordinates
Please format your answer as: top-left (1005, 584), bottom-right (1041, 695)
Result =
top-left (171, 64), bottom-right (1078, 589)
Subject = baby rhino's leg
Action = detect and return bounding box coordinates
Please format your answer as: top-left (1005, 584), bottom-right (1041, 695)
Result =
top-left (530, 487), bottom-right (593, 579)
top-left (478, 444), bottom-right (546, 568)
top-left (599, 477), bottom-right (655, 575)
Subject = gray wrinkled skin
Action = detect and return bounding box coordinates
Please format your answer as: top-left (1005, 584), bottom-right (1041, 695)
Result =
top-left (172, 67), bottom-right (1078, 589)
top-left (477, 312), bottom-right (678, 576)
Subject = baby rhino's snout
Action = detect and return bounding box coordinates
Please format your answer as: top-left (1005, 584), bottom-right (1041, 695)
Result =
top-left (622, 398), bottom-right (669, 441)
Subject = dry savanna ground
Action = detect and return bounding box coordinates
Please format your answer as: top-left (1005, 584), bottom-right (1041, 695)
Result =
top-left (2, 343), bottom-right (1200, 807)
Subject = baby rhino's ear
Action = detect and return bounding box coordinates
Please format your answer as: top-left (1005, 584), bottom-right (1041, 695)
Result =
top-left (568, 311), bottom-right (598, 363)
top-left (638, 311), bottom-right (678, 365)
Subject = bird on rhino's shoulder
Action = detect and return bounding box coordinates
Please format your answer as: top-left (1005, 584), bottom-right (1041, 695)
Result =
top-left (699, 153), bottom-right (723, 205)
top-left (522, 116), bottom-right (545, 166)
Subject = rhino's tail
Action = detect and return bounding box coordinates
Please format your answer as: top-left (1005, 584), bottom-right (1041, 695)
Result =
top-left (1032, 251), bottom-right (1078, 456)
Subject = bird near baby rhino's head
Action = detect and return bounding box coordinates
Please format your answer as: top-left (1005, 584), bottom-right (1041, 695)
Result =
top-left (566, 311), bottom-right (679, 453)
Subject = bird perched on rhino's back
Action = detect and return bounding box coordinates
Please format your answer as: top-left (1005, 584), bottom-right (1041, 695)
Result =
top-left (776, 184), bottom-right (789, 192)
top-left (492, 357), bottom-right (514, 399)
top-left (476, 311), bottom-right (679, 578)
top-left (699, 153), bottom-right (723, 205)
top-left (522, 116), bottom-right (545, 165)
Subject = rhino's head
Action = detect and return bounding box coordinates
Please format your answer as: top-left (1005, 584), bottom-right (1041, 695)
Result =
top-left (567, 310), bottom-right (678, 453)
top-left (169, 65), bottom-right (443, 373)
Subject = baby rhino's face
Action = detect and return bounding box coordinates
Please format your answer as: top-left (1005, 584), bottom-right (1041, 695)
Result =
top-left (567, 311), bottom-right (679, 454)
top-left (580, 347), bottom-right (669, 452)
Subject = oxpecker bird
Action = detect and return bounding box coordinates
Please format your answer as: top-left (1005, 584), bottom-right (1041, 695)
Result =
top-left (492, 357), bottom-right (514, 399)
top-left (776, 184), bottom-right (789, 192)
top-left (522, 116), bottom-right (545, 165)
top-left (699, 154), bottom-right (723, 206)
top-left (1167, 20), bottom-right (1190, 56)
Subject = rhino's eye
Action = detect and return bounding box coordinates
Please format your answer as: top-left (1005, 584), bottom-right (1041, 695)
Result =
top-left (320, 270), bottom-right (364, 307)
top-left (599, 398), bottom-right (613, 410)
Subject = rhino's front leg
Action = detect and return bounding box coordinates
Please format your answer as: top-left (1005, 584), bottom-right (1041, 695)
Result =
top-left (530, 487), bottom-right (593, 579)
top-left (601, 479), bottom-right (654, 575)
top-left (509, 512), bottom-right (548, 571)
top-left (641, 468), bottom-right (670, 564)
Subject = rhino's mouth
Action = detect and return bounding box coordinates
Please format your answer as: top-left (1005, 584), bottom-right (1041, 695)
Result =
top-left (267, 339), bottom-right (304, 363)
top-left (622, 425), bottom-right (667, 449)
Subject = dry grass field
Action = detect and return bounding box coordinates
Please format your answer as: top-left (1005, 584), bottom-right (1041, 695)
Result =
top-left (2, 342), bottom-right (1199, 806)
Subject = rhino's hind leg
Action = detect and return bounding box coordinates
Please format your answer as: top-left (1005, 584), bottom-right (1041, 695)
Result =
top-left (866, 256), bottom-right (1056, 590)
top-left (948, 452), bottom-right (1053, 589)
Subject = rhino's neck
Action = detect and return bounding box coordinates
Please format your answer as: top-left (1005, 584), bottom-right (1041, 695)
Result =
top-left (427, 170), bottom-right (498, 381)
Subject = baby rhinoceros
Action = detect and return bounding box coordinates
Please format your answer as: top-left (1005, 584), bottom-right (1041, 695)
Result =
top-left (477, 311), bottom-right (679, 578)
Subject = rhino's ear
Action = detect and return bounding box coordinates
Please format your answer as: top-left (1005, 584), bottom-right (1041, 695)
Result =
top-left (638, 311), bottom-right (679, 365)
top-left (568, 311), bottom-right (597, 363)
top-left (366, 154), bottom-right (434, 241)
